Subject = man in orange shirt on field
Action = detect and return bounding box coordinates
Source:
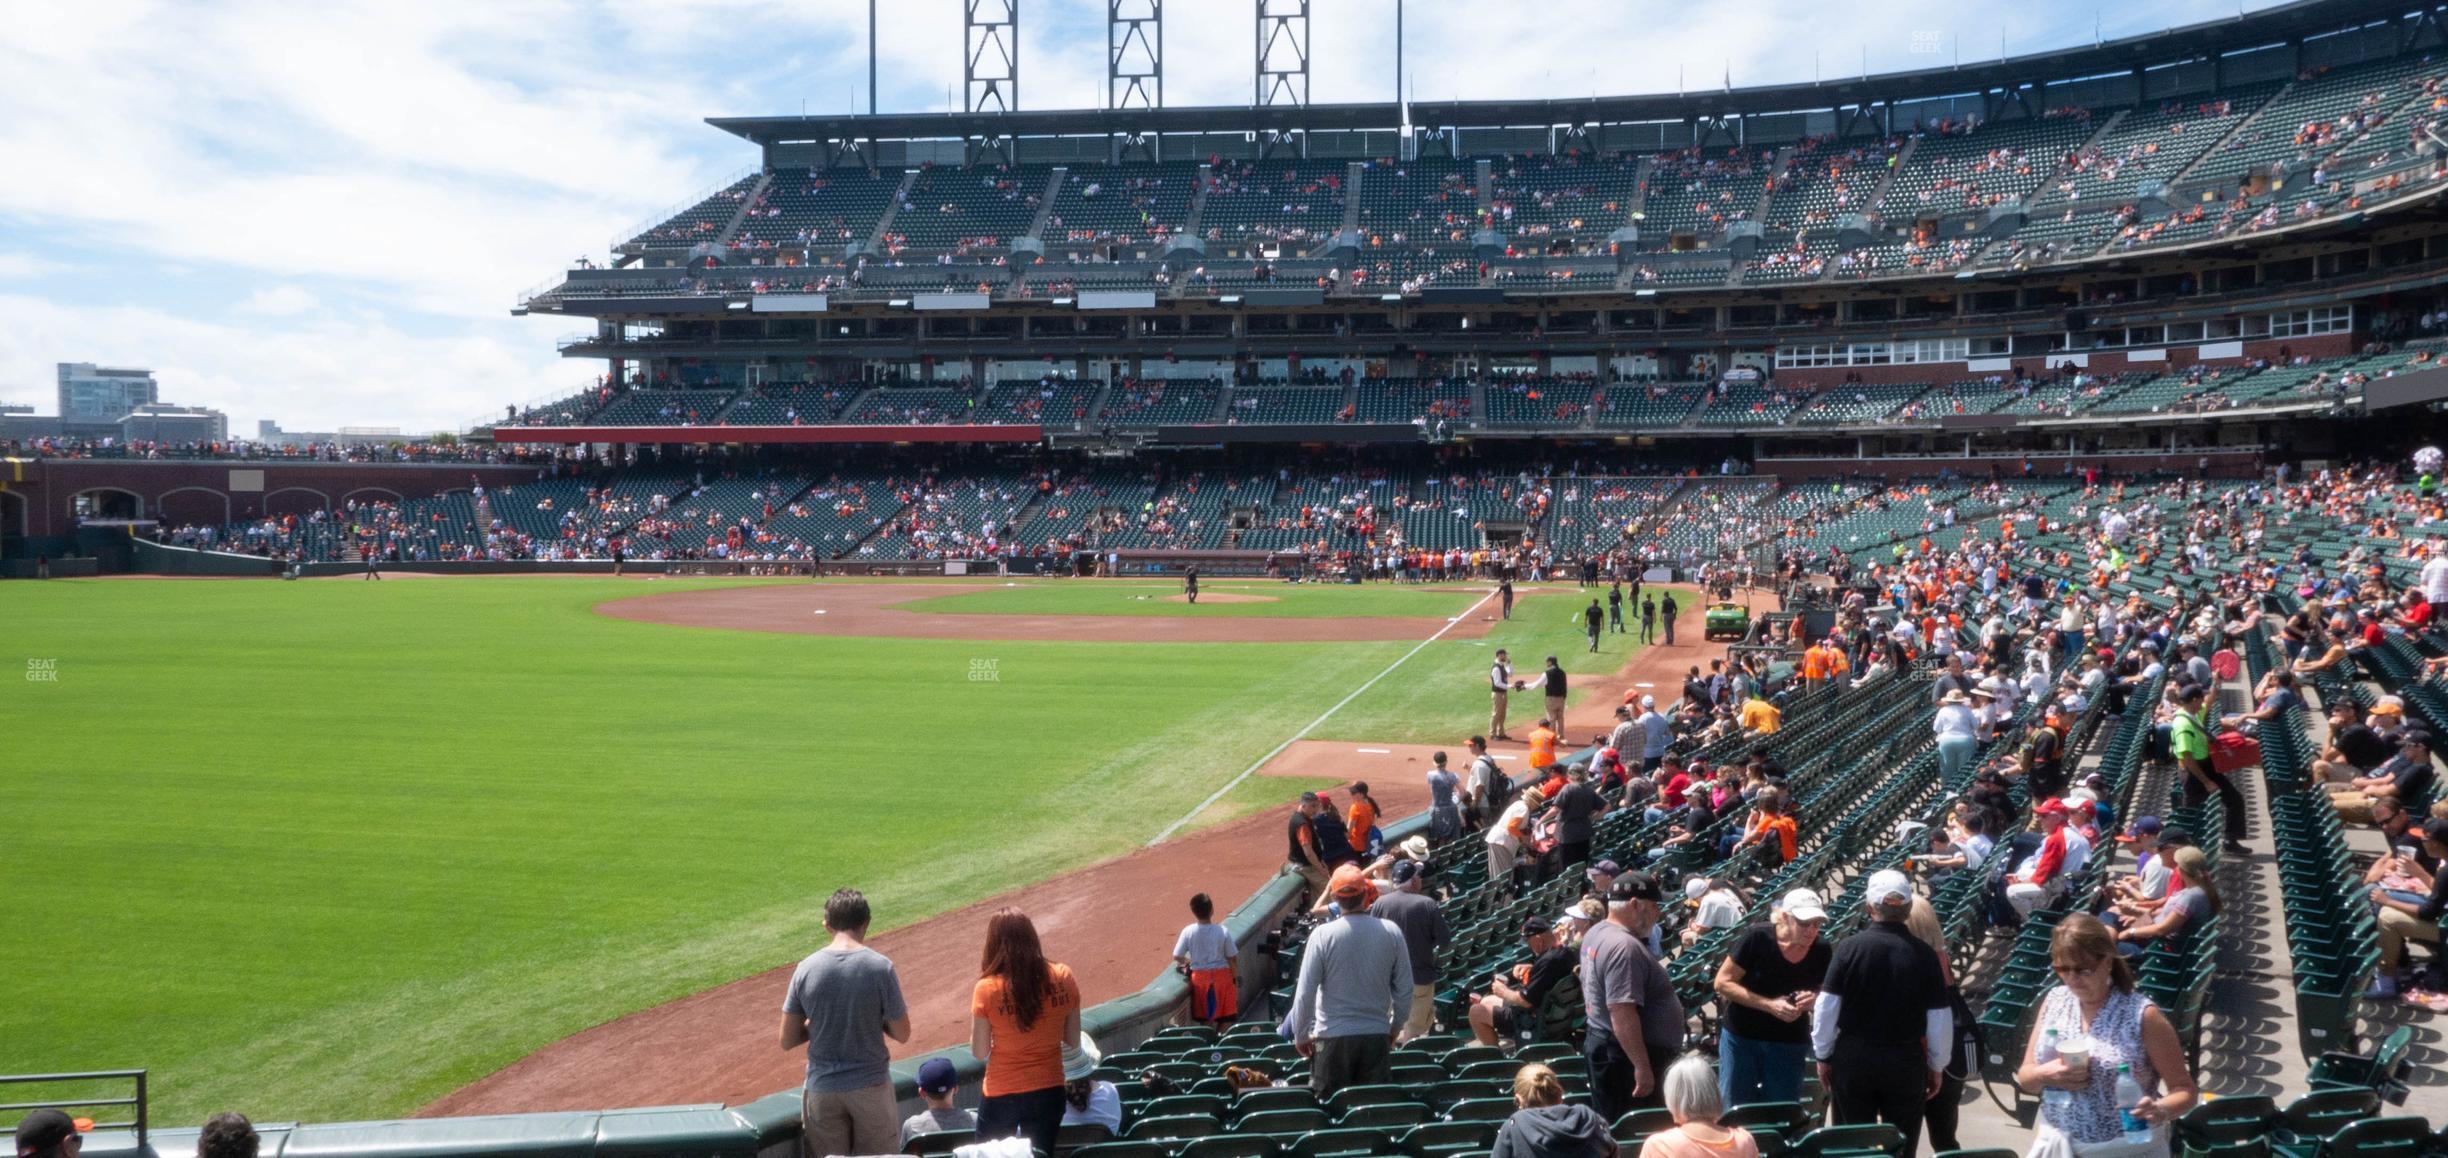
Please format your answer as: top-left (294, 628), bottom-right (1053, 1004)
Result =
top-left (1528, 717), bottom-right (1560, 771)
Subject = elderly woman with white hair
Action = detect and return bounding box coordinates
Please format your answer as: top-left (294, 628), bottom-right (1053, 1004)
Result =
top-left (1635, 1054), bottom-right (1759, 1158)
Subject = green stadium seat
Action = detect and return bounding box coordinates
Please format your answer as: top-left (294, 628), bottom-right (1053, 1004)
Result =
top-left (1324, 1086), bottom-right (1415, 1115)
top-left (1610, 1109), bottom-right (1677, 1143)
top-left (905, 1130), bottom-right (974, 1156)
top-left (1285, 1129), bottom-right (1402, 1158)
top-left (1789, 1124), bottom-right (1908, 1158)
top-left (1337, 1104), bottom-right (1432, 1131)
top-left (1443, 1099), bottom-right (1515, 1123)
top-left (1240, 1110), bottom-right (1332, 1136)
top-left (1178, 1136), bottom-right (1284, 1158)
top-left (1234, 1089), bottom-right (1322, 1118)
top-left (1395, 1122), bottom-right (1495, 1158)
top-left (1125, 1115), bottom-right (1219, 1142)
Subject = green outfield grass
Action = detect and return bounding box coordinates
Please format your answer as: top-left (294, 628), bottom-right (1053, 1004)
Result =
top-left (895, 579), bottom-right (1492, 618)
top-left (1, 576), bottom-right (1590, 1126)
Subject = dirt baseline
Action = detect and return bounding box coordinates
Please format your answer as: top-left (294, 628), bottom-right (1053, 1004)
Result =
top-left (596, 582), bottom-right (1493, 642)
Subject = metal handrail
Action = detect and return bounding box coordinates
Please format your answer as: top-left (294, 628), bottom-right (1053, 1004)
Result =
top-left (0, 1070), bottom-right (147, 1148)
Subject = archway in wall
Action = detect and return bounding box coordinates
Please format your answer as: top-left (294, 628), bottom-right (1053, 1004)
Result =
top-left (262, 487), bottom-right (332, 519)
top-left (71, 487), bottom-right (144, 520)
top-left (155, 487), bottom-right (231, 530)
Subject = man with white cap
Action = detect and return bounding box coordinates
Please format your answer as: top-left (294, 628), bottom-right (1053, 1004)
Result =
top-left (1636, 695), bottom-right (1674, 773)
top-left (1713, 888), bottom-right (1832, 1108)
top-left (1811, 870), bottom-right (1952, 1157)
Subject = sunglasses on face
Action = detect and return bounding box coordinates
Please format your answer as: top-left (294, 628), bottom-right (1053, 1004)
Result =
top-left (2053, 958), bottom-right (2109, 979)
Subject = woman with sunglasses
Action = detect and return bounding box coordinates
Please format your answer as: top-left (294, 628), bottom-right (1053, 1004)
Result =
top-left (2014, 914), bottom-right (2198, 1154)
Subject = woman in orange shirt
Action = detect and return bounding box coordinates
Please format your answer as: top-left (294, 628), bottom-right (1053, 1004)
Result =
top-left (970, 909), bottom-right (1083, 1157)
top-left (1347, 783), bottom-right (1383, 858)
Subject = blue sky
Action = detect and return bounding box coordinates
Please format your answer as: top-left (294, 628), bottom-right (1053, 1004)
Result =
top-left (0, 0), bottom-right (2285, 434)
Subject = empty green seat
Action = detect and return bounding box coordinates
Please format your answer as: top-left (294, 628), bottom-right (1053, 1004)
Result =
top-left (1240, 1110), bottom-right (1331, 1136)
top-left (1790, 1124), bottom-right (1907, 1158)
top-left (1286, 1128), bottom-right (1401, 1158)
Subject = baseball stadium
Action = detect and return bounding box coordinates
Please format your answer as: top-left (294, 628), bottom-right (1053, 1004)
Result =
top-left (14, 2), bottom-right (2448, 1156)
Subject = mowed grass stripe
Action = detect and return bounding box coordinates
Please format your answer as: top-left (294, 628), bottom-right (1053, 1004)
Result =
top-left (895, 580), bottom-right (1488, 618)
top-left (3, 578), bottom-right (1419, 1124)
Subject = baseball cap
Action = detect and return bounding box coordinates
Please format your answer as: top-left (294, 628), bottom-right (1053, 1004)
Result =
top-left (916, 1057), bottom-right (959, 1094)
top-left (1777, 889), bottom-right (1828, 923)
top-left (1684, 877), bottom-right (1712, 902)
top-left (2374, 696), bottom-right (2407, 717)
top-left (2117, 815), bottom-right (2164, 844)
top-left (1586, 858), bottom-right (1623, 881)
top-left (14, 1112), bottom-right (84, 1157)
top-left (2425, 818), bottom-right (2448, 846)
top-left (1328, 864), bottom-right (1371, 900)
top-left (1864, 869), bottom-right (1914, 906)
top-left (1389, 859), bottom-right (1422, 886)
top-left (1641, 694), bottom-right (1656, 708)
top-left (2034, 797), bottom-right (2069, 818)
top-left (1607, 872), bottom-right (1663, 903)
top-left (1521, 916), bottom-right (1554, 936)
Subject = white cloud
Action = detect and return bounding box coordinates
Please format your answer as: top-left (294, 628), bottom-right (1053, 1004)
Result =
top-left (234, 286), bottom-right (321, 318)
top-left (0, 254), bottom-right (68, 279)
top-left (0, 294), bottom-right (582, 436)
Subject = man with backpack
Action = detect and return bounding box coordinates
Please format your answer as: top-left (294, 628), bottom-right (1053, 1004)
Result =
top-left (1466, 735), bottom-right (1512, 829)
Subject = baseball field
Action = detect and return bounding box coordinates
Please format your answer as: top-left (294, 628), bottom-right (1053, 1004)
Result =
top-left (3, 575), bottom-right (1658, 1125)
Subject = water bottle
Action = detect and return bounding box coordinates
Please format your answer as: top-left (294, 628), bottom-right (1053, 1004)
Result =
top-left (2114, 1064), bottom-right (2150, 1144)
top-left (2039, 1030), bottom-right (2072, 1114)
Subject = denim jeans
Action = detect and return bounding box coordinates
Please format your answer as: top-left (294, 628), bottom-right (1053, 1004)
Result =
top-left (1719, 1031), bottom-right (1809, 1108)
top-left (1935, 734), bottom-right (1977, 785)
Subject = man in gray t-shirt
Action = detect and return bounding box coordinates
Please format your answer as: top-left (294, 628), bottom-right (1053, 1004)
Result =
top-left (781, 889), bottom-right (912, 1158)
top-left (1580, 873), bottom-right (1684, 1122)
top-left (1369, 861), bottom-right (1451, 1043)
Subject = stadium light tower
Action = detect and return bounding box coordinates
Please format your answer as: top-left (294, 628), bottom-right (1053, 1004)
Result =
top-left (1109, 0), bottom-right (1161, 110)
top-left (1255, 0), bottom-right (1309, 108)
top-left (964, 0), bottom-right (1019, 114)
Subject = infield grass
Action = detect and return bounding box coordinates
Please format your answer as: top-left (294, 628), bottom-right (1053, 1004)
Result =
top-left (2, 576), bottom-right (1590, 1126)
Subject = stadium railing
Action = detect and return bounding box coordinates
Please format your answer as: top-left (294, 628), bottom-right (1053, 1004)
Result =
top-left (1, 1071), bottom-right (149, 1150)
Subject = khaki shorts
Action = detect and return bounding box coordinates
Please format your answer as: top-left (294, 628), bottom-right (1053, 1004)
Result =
top-left (801, 1082), bottom-right (896, 1158)
top-left (1402, 983), bottom-right (1437, 1040)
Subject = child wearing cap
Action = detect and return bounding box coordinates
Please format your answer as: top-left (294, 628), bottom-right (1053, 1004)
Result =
top-left (900, 1058), bottom-right (978, 1149)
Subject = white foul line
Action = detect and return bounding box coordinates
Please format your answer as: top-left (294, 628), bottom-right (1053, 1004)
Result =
top-left (1147, 587), bottom-right (1499, 846)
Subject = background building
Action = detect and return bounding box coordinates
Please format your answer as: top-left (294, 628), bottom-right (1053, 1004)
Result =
top-left (56, 363), bottom-right (159, 426)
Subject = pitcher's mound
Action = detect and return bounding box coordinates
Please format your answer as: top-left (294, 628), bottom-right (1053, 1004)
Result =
top-left (1161, 592), bottom-right (1278, 604)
